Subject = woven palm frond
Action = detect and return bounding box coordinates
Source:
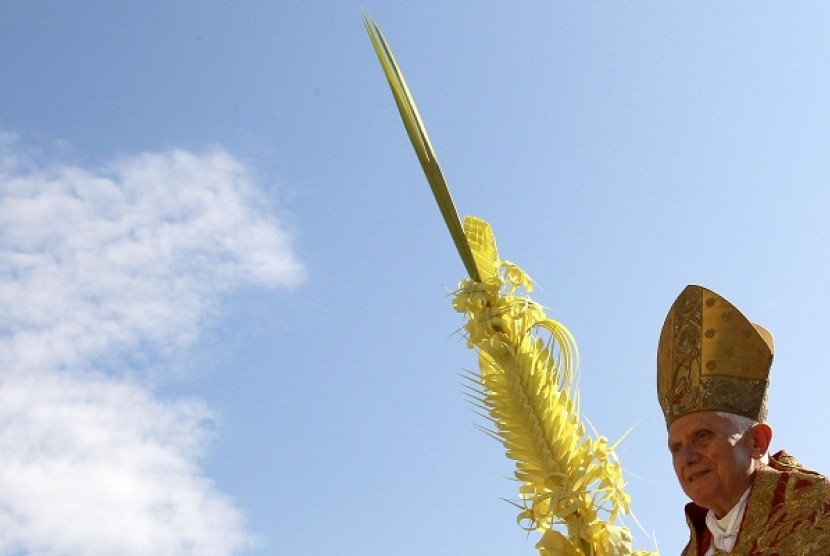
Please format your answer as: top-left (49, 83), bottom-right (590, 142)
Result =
top-left (453, 218), bottom-right (656, 556)
top-left (364, 14), bottom-right (657, 555)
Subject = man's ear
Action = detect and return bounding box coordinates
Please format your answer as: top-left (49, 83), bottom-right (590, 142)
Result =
top-left (750, 423), bottom-right (773, 459)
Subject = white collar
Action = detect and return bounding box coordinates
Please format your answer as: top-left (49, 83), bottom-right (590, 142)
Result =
top-left (704, 487), bottom-right (752, 551)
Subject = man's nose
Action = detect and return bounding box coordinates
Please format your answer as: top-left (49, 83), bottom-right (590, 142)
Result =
top-left (681, 445), bottom-right (700, 463)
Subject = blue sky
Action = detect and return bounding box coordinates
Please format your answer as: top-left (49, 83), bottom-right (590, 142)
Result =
top-left (2, 2), bottom-right (830, 555)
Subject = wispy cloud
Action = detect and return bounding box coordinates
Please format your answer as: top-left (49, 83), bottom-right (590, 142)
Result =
top-left (0, 133), bottom-right (304, 555)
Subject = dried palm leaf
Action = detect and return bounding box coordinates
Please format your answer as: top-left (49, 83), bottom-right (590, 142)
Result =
top-left (364, 14), bottom-right (657, 556)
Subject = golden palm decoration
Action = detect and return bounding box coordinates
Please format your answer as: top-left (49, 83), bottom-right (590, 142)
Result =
top-left (364, 14), bottom-right (657, 556)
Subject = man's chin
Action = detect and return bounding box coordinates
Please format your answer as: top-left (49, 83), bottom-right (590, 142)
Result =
top-left (684, 486), bottom-right (714, 509)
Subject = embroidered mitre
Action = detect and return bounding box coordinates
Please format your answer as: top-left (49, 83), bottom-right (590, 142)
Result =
top-left (657, 285), bottom-right (774, 427)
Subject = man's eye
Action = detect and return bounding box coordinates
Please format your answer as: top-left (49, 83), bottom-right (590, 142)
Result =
top-left (695, 431), bottom-right (711, 442)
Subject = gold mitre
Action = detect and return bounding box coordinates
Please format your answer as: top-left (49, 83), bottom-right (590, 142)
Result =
top-left (657, 285), bottom-right (774, 427)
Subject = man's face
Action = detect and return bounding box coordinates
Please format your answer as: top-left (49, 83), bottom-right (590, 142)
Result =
top-left (667, 411), bottom-right (756, 517)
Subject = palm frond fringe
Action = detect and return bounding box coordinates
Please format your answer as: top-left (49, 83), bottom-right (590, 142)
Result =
top-left (453, 217), bottom-right (656, 556)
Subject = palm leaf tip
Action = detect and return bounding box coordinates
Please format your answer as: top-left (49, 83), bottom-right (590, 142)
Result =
top-left (363, 14), bottom-right (481, 282)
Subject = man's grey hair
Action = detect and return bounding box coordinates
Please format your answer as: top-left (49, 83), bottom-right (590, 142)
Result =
top-left (716, 411), bottom-right (758, 434)
top-left (715, 411), bottom-right (770, 464)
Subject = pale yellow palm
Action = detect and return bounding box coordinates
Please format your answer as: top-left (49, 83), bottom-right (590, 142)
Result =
top-left (364, 15), bottom-right (657, 556)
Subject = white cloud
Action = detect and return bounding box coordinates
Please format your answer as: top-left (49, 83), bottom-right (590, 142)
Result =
top-left (0, 373), bottom-right (249, 556)
top-left (0, 133), bottom-right (304, 555)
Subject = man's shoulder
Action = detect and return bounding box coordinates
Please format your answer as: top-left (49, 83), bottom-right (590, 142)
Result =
top-left (769, 450), bottom-right (826, 476)
top-left (765, 449), bottom-right (830, 499)
top-left (739, 450), bottom-right (830, 554)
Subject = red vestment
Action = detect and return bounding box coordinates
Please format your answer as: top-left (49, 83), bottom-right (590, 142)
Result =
top-left (682, 451), bottom-right (830, 555)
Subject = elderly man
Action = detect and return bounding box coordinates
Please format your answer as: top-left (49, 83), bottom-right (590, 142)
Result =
top-left (657, 285), bottom-right (830, 555)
